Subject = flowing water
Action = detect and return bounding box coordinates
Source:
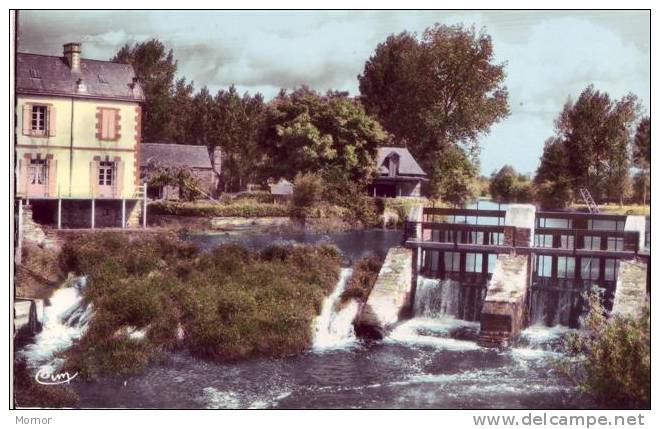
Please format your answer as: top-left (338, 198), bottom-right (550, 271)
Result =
top-left (19, 221), bottom-right (594, 408)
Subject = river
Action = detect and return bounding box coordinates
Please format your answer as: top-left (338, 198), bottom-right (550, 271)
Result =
top-left (18, 199), bottom-right (595, 409)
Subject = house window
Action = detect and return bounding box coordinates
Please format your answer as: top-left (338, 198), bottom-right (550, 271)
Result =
top-left (98, 108), bottom-right (120, 140)
top-left (31, 105), bottom-right (48, 135)
top-left (99, 161), bottom-right (114, 186)
top-left (536, 255), bottom-right (552, 277)
top-left (29, 158), bottom-right (47, 185)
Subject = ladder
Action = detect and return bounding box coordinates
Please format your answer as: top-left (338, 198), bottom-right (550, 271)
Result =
top-left (579, 188), bottom-right (600, 214)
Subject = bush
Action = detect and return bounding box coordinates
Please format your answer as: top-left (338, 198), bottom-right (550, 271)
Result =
top-left (59, 233), bottom-right (342, 376)
top-left (149, 200), bottom-right (291, 218)
top-left (558, 291), bottom-right (650, 408)
top-left (340, 256), bottom-right (382, 304)
top-left (292, 173), bottom-right (323, 216)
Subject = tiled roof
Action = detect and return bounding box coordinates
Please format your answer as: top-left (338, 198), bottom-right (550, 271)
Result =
top-left (140, 143), bottom-right (212, 169)
top-left (16, 52), bottom-right (145, 102)
top-left (376, 147), bottom-right (426, 176)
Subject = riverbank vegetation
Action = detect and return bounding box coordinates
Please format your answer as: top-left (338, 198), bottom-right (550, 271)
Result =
top-left (340, 256), bottom-right (383, 304)
top-left (58, 232), bottom-right (341, 377)
top-left (559, 292), bottom-right (650, 408)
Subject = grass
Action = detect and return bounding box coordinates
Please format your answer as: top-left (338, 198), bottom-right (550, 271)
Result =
top-left (570, 203), bottom-right (650, 216)
top-left (58, 232), bottom-right (341, 378)
top-left (340, 256), bottom-right (382, 304)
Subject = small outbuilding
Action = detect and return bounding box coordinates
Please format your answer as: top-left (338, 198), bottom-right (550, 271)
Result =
top-left (140, 143), bottom-right (221, 200)
top-left (368, 147), bottom-right (427, 198)
top-left (269, 178), bottom-right (294, 199)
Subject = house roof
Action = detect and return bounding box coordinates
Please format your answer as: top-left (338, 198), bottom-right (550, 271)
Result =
top-left (376, 147), bottom-right (426, 176)
top-left (16, 52), bottom-right (145, 102)
top-left (269, 179), bottom-right (294, 196)
top-left (140, 143), bottom-right (212, 169)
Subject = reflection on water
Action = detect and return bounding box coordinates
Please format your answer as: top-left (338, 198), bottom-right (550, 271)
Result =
top-left (186, 228), bottom-right (403, 262)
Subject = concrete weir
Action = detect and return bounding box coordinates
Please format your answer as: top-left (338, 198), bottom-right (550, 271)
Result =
top-left (354, 246), bottom-right (413, 339)
top-left (478, 204), bottom-right (535, 347)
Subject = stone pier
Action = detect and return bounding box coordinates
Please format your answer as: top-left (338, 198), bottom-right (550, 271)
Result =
top-left (612, 259), bottom-right (648, 319)
top-left (478, 204), bottom-right (536, 347)
top-left (354, 246), bottom-right (413, 339)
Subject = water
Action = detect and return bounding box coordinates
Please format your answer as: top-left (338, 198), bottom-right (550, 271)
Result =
top-left (20, 223), bottom-right (592, 408)
top-left (20, 277), bottom-right (91, 371)
top-left (312, 268), bottom-right (359, 351)
top-left (187, 228), bottom-right (402, 262)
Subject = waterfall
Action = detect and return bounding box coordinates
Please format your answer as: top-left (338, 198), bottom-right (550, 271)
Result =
top-left (20, 276), bottom-right (92, 368)
top-left (414, 277), bottom-right (463, 319)
top-left (528, 288), bottom-right (585, 328)
top-left (312, 268), bottom-right (359, 350)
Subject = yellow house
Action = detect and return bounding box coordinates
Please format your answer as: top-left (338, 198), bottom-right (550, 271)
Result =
top-left (16, 42), bottom-right (145, 228)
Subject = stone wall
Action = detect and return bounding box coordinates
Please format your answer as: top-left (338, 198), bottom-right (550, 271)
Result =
top-left (354, 246), bottom-right (413, 339)
top-left (478, 254), bottom-right (529, 347)
top-left (612, 259), bottom-right (648, 318)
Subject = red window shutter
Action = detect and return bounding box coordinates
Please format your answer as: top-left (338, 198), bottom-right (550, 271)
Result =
top-left (47, 105), bottom-right (56, 137)
top-left (22, 105), bottom-right (31, 136)
top-left (47, 159), bottom-right (57, 197)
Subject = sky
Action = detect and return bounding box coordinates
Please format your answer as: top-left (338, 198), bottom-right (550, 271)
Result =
top-left (17, 10), bottom-right (650, 176)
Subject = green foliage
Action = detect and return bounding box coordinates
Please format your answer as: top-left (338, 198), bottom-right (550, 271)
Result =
top-left (59, 233), bottom-right (341, 376)
top-left (633, 117), bottom-right (650, 205)
top-left (261, 87), bottom-right (388, 185)
top-left (428, 146), bottom-right (479, 206)
top-left (320, 166), bottom-right (380, 227)
top-left (112, 39), bottom-right (177, 142)
top-left (145, 165), bottom-right (204, 201)
top-left (559, 291), bottom-right (650, 408)
top-left (534, 137), bottom-right (574, 208)
top-left (292, 173), bottom-right (323, 215)
top-left (536, 85), bottom-right (641, 205)
top-left (340, 256), bottom-right (383, 304)
top-left (149, 200), bottom-right (291, 218)
top-left (489, 165), bottom-right (533, 203)
top-left (359, 24), bottom-right (508, 190)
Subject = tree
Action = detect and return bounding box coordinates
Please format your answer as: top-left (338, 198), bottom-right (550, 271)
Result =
top-left (633, 117), bottom-right (650, 205)
top-left (552, 85), bottom-right (639, 204)
top-left (260, 87), bottom-right (388, 186)
top-left (489, 165), bottom-right (532, 203)
top-left (534, 137), bottom-right (574, 208)
top-left (215, 86), bottom-right (267, 192)
top-left (428, 146), bottom-right (478, 205)
top-left (112, 40), bottom-right (177, 142)
top-left (359, 24), bottom-right (509, 197)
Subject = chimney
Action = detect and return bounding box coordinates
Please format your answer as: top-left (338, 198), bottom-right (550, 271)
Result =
top-left (63, 42), bottom-right (81, 72)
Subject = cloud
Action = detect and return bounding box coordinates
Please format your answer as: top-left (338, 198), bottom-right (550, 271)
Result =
top-left (17, 10), bottom-right (649, 174)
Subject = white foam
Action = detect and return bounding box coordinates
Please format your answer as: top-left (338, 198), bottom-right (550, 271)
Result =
top-left (386, 317), bottom-right (481, 351)
top-left (20, 283), bottom-right (91, 367)
top-left (312, 268), bottom-right (359, 351)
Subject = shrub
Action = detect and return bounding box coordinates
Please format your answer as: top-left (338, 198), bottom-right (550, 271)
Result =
top-left (340, 256), bottom-right (382, 304)
top-left (59, 233), bottom-right (342, 376)
top-left (292, 173), bottom-right (323, 215)
top-left (149, 200), bottom-right (291, 218)
top-left (558, 291), bottom-right (650, 408)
